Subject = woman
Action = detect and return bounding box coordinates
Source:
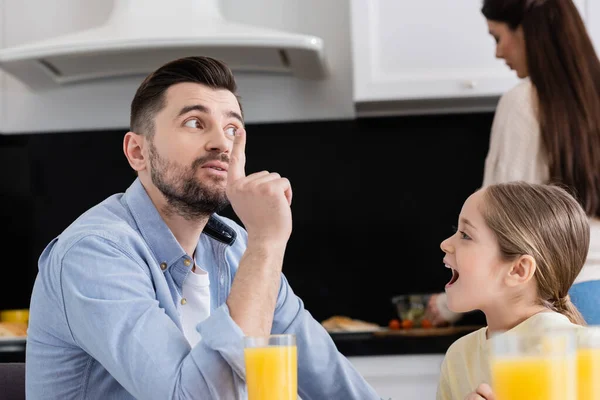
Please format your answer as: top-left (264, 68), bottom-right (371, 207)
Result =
top-left (428, 0), bottom-right (600, 326)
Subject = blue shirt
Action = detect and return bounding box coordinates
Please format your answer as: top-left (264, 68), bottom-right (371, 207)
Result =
top-left (26, 178), bottom-right (380, 400)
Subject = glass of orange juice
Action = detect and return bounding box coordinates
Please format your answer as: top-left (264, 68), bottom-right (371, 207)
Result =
top-left (244, 334), bottom-right (297, 400)
top-left (490, 329), bottom-right (576, 400)
top-left (576, 326), bottom-right (600, 400)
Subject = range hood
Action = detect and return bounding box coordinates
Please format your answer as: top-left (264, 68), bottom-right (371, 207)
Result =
top-left (0, 0), bottom-right (328, 90)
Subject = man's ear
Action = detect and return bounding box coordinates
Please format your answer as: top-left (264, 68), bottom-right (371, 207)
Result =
top-left (505, 255), bottom-right (536, 287)
top-left (123, 131), bottom-right (147, 172)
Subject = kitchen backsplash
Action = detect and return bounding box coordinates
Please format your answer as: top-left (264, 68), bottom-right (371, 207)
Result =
top-left (0, 112), bottom-right (493, 325)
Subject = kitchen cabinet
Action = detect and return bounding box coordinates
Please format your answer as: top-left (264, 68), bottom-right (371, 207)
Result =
top-left (589, 0), bottom-right (600, 55)
top-left (348, 354), bottom-right (444, 399)
top-left (0, 0), bottom-right (4, 132)
top-left (350, 0), bottom-right (588, 115)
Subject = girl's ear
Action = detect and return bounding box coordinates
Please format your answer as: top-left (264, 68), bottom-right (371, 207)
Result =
top-left (505, 255), bottom-right (536, 287)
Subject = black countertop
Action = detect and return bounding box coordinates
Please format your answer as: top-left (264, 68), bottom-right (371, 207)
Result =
top-left (331, 326), bottom-right (482, 357)
top-left (0, 340), bottom-right (26, 363)
top-left (0, 326), bottom-right (482, 363)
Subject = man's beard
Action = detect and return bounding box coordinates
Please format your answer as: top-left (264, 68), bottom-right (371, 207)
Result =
top-left (148, 140), bottom-right (230, 220)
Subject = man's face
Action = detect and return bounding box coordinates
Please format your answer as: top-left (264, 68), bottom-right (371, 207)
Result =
top-left (147, 82), bottom-right (243, 219)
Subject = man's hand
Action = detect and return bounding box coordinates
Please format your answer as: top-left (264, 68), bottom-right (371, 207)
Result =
top-left (226, 128), bottom-right (292, 247)
top-left (225, 128), bottom-right (293, 336)
top-left (465, 383), bottom-right (495, 400)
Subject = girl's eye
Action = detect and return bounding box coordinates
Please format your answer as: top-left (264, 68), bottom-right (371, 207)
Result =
top-left (184, 119), bottom-right (202, 129)
top-left (224, 126), bottom-right (237, 137)
top-left (452, 226), bottom-right (471, 240)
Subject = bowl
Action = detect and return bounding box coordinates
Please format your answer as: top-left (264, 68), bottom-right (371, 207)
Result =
top-left (391, 294), bottom-right (432, 327)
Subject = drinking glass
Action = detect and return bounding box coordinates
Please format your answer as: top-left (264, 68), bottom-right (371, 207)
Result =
top-left (244, 334), bottom-right (297, 400)
top-left (576, 326), bottom-right (600, 400)
top-left (490, 329), bottom-right (576, 400)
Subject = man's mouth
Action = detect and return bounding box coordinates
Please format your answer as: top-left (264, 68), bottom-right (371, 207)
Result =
top-left (445, 264), bottom-right (459, 288)
top-left (200, 161), bottom-right (228, 172)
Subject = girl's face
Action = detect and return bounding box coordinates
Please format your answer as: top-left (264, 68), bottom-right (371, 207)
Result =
top-left (487, 20), bottom-right (528, 78)
top-left (440, 190), bottom-right (513, 313)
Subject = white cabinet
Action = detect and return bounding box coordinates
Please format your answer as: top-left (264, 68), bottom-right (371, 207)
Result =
top-left (0, 0), bottom-right (5, 132)
top-left (348, 354), bottom-right (444, 400)
top-left (589, 0), bottom-right (600, 55)
top-left (350, 0), bottom-right (588, 114)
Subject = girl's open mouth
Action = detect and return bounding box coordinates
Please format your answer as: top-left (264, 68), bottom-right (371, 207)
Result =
top-left (445, 268), bottom-right (459, 288)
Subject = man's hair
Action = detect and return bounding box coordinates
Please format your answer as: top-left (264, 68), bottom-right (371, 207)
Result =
top-left (481, 181), bottom-right (589, 325)
top-left (130, 56), bottom-right (241, 137)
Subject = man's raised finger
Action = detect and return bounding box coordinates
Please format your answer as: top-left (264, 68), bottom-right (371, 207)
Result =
top-left (228, 127), bottom-right (247, 183)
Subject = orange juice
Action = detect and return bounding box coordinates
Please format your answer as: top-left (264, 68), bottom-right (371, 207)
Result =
top-left (244, 345), bottom-right (297, 400)
top-left (577, 348), bottom-right (600, 400)
top-left (492, 356), bottom-right (576, 400)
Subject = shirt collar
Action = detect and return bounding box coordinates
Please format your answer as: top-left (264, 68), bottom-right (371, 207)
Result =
top-left (123, 178), bottom-right (237, 269)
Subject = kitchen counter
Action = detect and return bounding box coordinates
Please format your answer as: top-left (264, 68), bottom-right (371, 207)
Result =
top-left (331, 325), bottom-right (482, 357)
top-left (0, 326), bottom-right (482, 364)
top-left (0, 340), bottom-right (26, 363)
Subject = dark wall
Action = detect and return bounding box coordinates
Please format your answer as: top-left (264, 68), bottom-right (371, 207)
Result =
top-left (0, 112), bottom-right (493, 325)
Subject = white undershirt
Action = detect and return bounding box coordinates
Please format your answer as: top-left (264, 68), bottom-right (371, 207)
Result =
top-left (180, 264), bottom-right (211, 347)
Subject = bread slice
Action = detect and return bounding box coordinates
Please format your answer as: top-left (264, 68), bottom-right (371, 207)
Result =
top-left (321, 315), bottom-right (353, 331)
top-left (335, 318), bottom-right (380, 332)
top-left (321, 315), bottom-right (380, 332)
top-left (0, 322), bottom-right (27, 337)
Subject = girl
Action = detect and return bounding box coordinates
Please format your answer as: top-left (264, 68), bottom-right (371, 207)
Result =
top-left (436, 182), bottom-right (587, 400)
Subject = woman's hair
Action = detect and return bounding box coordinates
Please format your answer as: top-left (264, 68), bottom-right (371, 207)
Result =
top-left (482, 0), bottom-right (600, 218)
top-left (481, 181), bottom-right (588, 325)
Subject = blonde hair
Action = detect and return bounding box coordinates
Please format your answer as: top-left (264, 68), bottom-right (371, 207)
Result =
top-left (481, 181), bottom-right (588, 325)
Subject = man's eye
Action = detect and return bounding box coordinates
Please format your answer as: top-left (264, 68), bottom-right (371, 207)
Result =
top-left (224, 126), bottom-right (237, 137)
top-left (184, 119), bottom-right (202, 129)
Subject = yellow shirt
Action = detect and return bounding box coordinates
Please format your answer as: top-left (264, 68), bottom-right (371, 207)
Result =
top-left (436, 312), bottom-right (580, 400)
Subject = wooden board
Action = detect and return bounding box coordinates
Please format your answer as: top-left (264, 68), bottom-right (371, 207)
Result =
top-left (373, 325), bottom-right (483, 337)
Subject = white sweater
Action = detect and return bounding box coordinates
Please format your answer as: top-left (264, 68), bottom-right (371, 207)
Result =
top-left (482, 79), bottom-right (600, 284)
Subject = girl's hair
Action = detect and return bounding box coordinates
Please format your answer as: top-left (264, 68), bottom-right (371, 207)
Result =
top-left (481, 181), bottom-right (588, 325)
top-left (482, 0), bottom-right (600, 218)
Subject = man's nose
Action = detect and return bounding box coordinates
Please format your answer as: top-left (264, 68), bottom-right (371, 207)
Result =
top-left (205, 127), bottom-right (231, 153)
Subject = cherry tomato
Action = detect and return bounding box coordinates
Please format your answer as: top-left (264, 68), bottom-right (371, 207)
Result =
top-left (421, 319), bottom-right (433, 329)
top-left (388, 319), bottom-right (401, 330)
top-left (402, 319), bottom-right (414, 329)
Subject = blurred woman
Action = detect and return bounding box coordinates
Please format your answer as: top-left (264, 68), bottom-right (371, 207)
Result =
top-left (428, 0), bottom-right (600, 326)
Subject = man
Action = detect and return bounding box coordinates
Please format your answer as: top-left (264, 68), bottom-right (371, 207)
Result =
top-left (25, 56), bottom-right (380, 399)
